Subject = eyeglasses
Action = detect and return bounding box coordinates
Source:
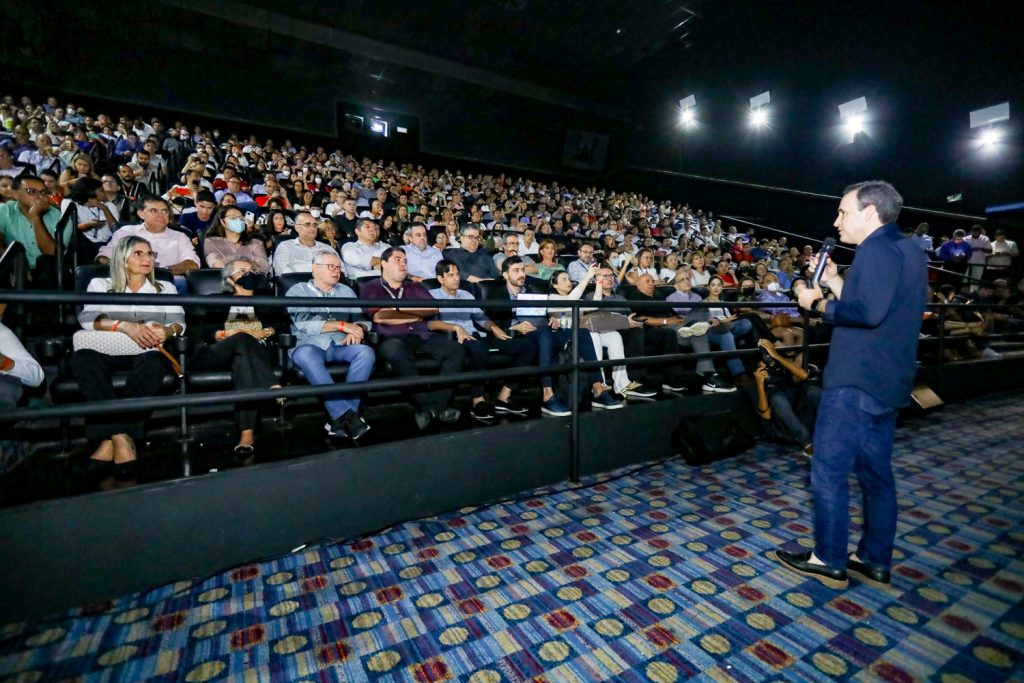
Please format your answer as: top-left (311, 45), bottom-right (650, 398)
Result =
top-left (463, 235), bottom-right (481, 241)
top-left (131, 250), bottom-right (157, 260)
top-left (314, 262), bottom-right (341, 271)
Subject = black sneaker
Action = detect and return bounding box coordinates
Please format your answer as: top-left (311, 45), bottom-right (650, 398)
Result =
top-left (494, 397), bottom-right (528, 414)
top-left (662, 380), bottom-right (686, 392)
top-left (341, 411), bottom-right (371, 441)
top-left (471, 401), bottom-right (496, 422)
top-left (622, 382), bottom-right (658, 398)
top-left (701, 373), bottom-right (737, 393)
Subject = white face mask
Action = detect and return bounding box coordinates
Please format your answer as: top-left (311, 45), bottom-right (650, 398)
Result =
top-left (766, 282), bottom-right (780, 292)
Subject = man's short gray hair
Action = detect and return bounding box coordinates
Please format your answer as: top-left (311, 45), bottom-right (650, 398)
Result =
top-left (843, 180), bottom-right (903, 224)
top-left (460, 224), bottom-right (481, 237)
top-left (311, 249), bottom-right (340, 266)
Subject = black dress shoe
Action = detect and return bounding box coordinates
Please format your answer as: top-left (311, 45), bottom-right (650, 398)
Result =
top-left (773, 549), bottom-right (848, 589)
top-left (847, 555), bottom-right (891, 585)
top-left (341, 411), bottom-right (371, 441)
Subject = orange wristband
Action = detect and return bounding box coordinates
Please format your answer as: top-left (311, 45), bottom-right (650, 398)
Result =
top-left (111, 320), bottom-right (120, 332)
top-left (0, 357), bottom-right (12, 372)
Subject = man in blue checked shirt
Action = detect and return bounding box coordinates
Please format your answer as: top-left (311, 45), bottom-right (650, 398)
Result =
top-left (286, 249), bottom-right (375, 443)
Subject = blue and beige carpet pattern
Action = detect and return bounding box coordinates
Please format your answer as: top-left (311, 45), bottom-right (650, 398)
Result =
top-left (2, 395), bottom-right (1023, 682)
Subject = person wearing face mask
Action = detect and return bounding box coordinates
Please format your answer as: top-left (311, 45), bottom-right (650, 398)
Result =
top-left (191, 257), bottom-right (284, 461)
top-left (203, 206), bottom-right (270, 272)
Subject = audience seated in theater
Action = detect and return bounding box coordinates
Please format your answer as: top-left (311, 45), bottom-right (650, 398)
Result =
top-left (0, 175), bottom-right (59, 289)
top-left (687, 251), bottom-right (712, 287)
top-left (203, 205), bottom-right (270, 272)
top-left (177, 190), bottom-right (218, 238)
top-left (286, 249), bottom-right (375, 442)
top-left (550, 268), bottom-right (648, 400)
top-left (341, 219), bottom-right (388, 280)
top-left (493, 232), bottom-right (537, 274)
top-left (361, 247), bottom-right (464, 429)
top-left (318, 219), bottom-right (339, 251)
top-left (429, 259), bottom-right (535, 421)
top-left (630, 272), bottom-right (735, 393)
top-left (447, 224), bottom-right (500, 283)
top-left (191, 257), bottom-right (284, 460)
top-left (491, 256), bottom-right (621, 416)
top-left (61, 177), bottom-right (118, 264)
top-left (700, 275), bottom-right (754, 386)
top-left (97, 195), bottom-right (200, 291)
top-left (402, 223), bottom-right (443, 282)
top-left (583, 265), bottom-right (661, 398)
top-left (625, 249), bottom-right (659, 285)
top-left (533, 239), bottom-right (566, 281)
top-left (272, 211), bottom-right (334, 275)
top-left (72, 236), bottom-right (185, 476)
top-left (566, 241), bottom-right (598, 283)
top-left (757, 271), bottom-right (804, 354)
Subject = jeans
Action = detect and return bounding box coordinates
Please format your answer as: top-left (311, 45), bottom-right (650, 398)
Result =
top-left (708, 318), bottom-right (753, 377)
top-left (811, 386), bottom-right (898, 568)
top-left (531, 326), bottom-right (600, 388)
top-left (291, 342), bottom-right (376, 420)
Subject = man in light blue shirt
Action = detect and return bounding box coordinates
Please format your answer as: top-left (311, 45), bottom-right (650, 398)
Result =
top-left (286, 249), bottom-right (376, 442)
top-left (402, 223), bottom-right (443, 281)
top-left (428, 259), bottom-right (534, 421)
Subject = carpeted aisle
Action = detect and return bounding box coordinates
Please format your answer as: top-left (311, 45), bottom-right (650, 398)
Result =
top-left (1, 395), bottom-right (1023, 682)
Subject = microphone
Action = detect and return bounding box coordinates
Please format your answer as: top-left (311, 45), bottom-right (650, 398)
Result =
top-left (810, 237), bottom-right (837, 288)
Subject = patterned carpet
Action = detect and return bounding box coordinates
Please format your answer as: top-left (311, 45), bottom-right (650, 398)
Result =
top-left (2, 394), bottom-right (1023, 682)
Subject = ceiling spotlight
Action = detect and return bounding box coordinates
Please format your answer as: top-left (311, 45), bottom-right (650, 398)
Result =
top-left (678, 94), bottom-right (696, 128)
top-left (844, 115), bottom-right (865, 136)
top-left (838, 97), bottom-right (869, 142)
top-left (750, 108), bottom-right (769, 128)
top-left (978, 128), bottom-right (1002, 148)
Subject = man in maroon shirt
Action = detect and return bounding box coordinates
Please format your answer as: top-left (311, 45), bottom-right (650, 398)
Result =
top-left (361, 248), bottom-right (465, 429)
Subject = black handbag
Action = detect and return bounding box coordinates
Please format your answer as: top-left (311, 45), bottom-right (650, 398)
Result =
top-left (672, 410), bottom-right (755, 465)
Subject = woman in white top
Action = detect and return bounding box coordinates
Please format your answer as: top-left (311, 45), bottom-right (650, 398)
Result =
top-left (657, 251), bottom-right (681, 284)
top-left (520, 228), bottom-right (539, 256)
top-left (625, 249), bottom-right (659, 285)
top-left (61, 177), bottom-right (118, 263)
top-left (687, 251), bottom-right (712, 288)
top-left (547, 267), bottom-right (626, 408)
top-left (71, 236), bottom-right (185, 475)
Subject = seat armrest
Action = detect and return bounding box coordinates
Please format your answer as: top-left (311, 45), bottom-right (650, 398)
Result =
top-left (170, 336), bottom-right (190, 353)
top-left (276, 332), bottom-right (296, 349)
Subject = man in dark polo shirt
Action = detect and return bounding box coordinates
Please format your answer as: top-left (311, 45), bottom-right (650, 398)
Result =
top-left (361, 247), bottom-right (465, 429)
top-left (447, 224), bottom-right (500, 282)
top-left (775, 180), bottom-right (927, 590)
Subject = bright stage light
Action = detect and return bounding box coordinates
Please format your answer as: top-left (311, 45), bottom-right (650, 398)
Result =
top-left (681, 108), bottom-right (695, 126)
top-left (678, 95), bottom-right (696, 128)
top-left (750, 108), bottom-right (769, 128)
top-left (974, 131), bottom-right (999, 148)
top-left (844, 115), bottom-right (865, 136)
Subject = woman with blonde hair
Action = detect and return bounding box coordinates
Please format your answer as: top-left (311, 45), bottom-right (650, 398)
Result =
top-left (71, 236), bottom-right (184, 475)
top-left (58, 152), bottom-right (98, 193)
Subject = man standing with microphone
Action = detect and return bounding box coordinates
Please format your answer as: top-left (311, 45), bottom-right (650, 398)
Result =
top-left (774, 180), bottom-right (927, 589)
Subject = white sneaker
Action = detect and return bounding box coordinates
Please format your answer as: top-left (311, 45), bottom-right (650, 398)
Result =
top-left (677, 321), bottom-right (710, 338)
top-left (981, 347), bottom-right (1001, 359)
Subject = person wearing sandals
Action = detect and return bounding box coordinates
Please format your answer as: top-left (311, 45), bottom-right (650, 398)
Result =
top-left (72, 236), bottom-right (185, 476)
top-left (191, 257), bottom-right (284, 461)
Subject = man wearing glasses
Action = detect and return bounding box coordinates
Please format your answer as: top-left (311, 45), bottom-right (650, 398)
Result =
top-left (0, 175), bottom-right (60, 287)
top-left (97, 196), bottom-right (200, 293)
top-left (286, 249), bottom-right (375, 443)
top-left (272, 211), bottom-right (336, 275)
top-left (447, 225), bottom-right (500, 283)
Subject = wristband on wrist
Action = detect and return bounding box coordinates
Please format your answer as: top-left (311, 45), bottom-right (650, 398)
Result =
top-left (339, 321), bottom-right (346, 332)
top-left (0, 356), bottom-right (13, 372)
top-left (810, 298), bottom-right (824, 314)
top-left (111, 320), bottom-right (120, 332)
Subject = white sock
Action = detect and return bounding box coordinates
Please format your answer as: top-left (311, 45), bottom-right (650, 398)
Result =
top-left (808, 552), bottom-right (826, 566)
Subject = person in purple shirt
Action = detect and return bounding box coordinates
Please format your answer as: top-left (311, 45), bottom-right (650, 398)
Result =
top-left (777, 181), bottom-right (927, 591)
top-left (361, 247), bottom-right (465, 429)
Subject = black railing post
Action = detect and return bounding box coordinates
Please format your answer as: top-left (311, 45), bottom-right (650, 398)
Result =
top-left (569, 301), bottom-right (581, 484)
top-left (54, 205), bottom-right (76, 323)
top-left (801, 308), bottom-right (811, 369)
top-left (937, 306), bottom-right (946, 372)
